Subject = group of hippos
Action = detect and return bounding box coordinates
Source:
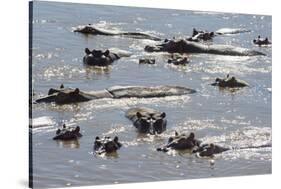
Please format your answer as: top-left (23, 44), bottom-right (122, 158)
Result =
top-left (35, 23), bottom-right (271, 158)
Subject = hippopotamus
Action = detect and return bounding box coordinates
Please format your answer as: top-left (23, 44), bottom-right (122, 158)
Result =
top-left (125, 107), bottom-right (167, 134)
top-left (53, 124), bottom-right (82, 140)
top-left (73, 24), bottom-right (161, 41)
top-left (35, 84), bottom-right (196, 104)
top-left (215, 28), bottom-right (251, 35)
top-left (253, 36), bottom-right (271, 46)
top-left (211, 74), bottom-right (249, 88)
top-left (187, 28), bottom-right (215, 41)
top-left (167, 54), bottom-right (189, 65)
top-left (83, 48), bottom-right (132, 66)
top-left (192, 143), bottom-right (272, 157)
top-left (139, 58), bottom-right (156, 64)
top-left (94, 136), bottom-right (122, 155)
top-left (157, 131), bottom-right (201, 152)
top-left (145, 39), bottom-right (265, 56)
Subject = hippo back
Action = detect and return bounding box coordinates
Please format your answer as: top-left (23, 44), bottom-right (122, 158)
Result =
top-left (107, 85), bottom-right (196, 98)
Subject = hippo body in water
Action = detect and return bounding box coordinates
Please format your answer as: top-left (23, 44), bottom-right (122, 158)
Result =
top-left (94, 136), bottom-right (122, 155)
top-left (145, 39), bottom-right (265, 56)
top-left (126, 107), bottom-right (167, 134)
top-left (35, 85), bottom-right (196, 104)
top-left (53, 124), bottom-right (82, 140)
top-left (157, 131), bottom-right (201, 152)
top-left (211, 75), bottom-right (249, 88)
top-left (193, 143), bottom-right (272, 157)
top-left (74, 24), bottom-right (161, 41)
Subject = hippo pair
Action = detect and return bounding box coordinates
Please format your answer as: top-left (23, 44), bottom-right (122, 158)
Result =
top-left (157, 131), bottom-right (271, 157)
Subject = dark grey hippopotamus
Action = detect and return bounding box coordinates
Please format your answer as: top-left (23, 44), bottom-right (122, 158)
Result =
top-left (125, 107), bottom-right (167, 134)
top-left (145, 39), bottom-right (265, 56)
top-left (83, 48), bottom-right (132, 66)
top-left (73, 24), bottom-right (161, 41)
top-left (253, 35), bottom-right (271, 46)
top-left (94, 136), bottom-right (122, 155)
top-left (211, 74), bottom-right (249, 88)
top-left (192, 143), bottom-right (272, 157)
top-left (157, 131), bottom-right (201, 152)
top-left (35, 84), bottom-right (196, 104)
top-left (53, 124), bottom-right (82, 140)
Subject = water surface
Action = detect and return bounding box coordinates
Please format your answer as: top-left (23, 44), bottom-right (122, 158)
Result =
top-left (31, 1), bottom-right (272, 188)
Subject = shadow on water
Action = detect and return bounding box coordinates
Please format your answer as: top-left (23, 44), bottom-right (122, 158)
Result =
top-left (55, 139), bottom-right (80, 149)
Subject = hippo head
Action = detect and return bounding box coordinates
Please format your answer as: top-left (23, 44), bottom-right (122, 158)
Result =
top-left (145, 39), bottom-right (188, 53)
top-left (136, 111), bottom-right (167, 134)
top-left (94, 136), bottom-right (122, 154)
top-left (55, 88), bottom-right (90, 104)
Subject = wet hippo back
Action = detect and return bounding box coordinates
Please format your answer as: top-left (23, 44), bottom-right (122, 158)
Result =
top-left (107, 85), bottom-right (196, 98)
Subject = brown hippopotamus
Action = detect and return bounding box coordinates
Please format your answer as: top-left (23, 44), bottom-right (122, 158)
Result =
top-left (53, 124), bottom-right (82, 140)
top-left (125, 107), bottom-right (167, 134)
top-left (94, 136), bottom-right (122, 155)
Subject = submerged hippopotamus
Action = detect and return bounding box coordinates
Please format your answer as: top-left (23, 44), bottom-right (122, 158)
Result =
top-left (145, 39), bottom-right (265, 56)
top-left (157, 131), bottom-right (201, 152)
top-left (187, 28), bottom-right (215, 42)
top-left (83, 48), bottom-right (120, 66)
top-left (211, 74), bottom-right (249, 88)
top-left (94, 136), bottom-right (122, 155)
top-left (83, 48), bottom-right (132, 66)
top-left (74, 24), bottom-right (161, 41)
top-left (53, 124), bottom-right (82, 140)
top-left (253, 36), bottom-right (271, 46)
top-left (192, 143), bottom-right (229, 157)
top-left (167, 54), bottom-right (189, 65)
top-left (35, 84), bottom-right (196, 104)
top-left (126, 107), bottom-right (167, 134)
top-left (139, 58), bottom-right (156, 64)
top-left (192, 143), bottom-right (272, 157)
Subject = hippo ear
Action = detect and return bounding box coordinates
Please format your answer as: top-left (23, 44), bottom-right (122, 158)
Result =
top-left (95, 136), bottom-right (100, 141)
top-left (136, 112), bottom-right (142, 118)
top-left (74, 88), bottom-right (80, 94)
top-left (104, 49), bottom-right (110, 56)
top-left (75, 126), bottom-right (80, 132)
top-left (114, 136), bottom-right (119, 142)
top-left (160, 112), bottom-right (166, 118)
top-left (60, 84), bottom-right (64, 89)
top-left (175, 131), bottom-right (179, 136)
top-left (85, 48), bottom-right (91, 55)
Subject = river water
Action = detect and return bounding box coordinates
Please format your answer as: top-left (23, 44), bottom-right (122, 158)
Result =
top-left (30, 1), bottom-right (272, 188)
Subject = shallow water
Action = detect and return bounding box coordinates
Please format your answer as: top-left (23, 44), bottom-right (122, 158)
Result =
top-left (30, 1), bottom-right (272, 188)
